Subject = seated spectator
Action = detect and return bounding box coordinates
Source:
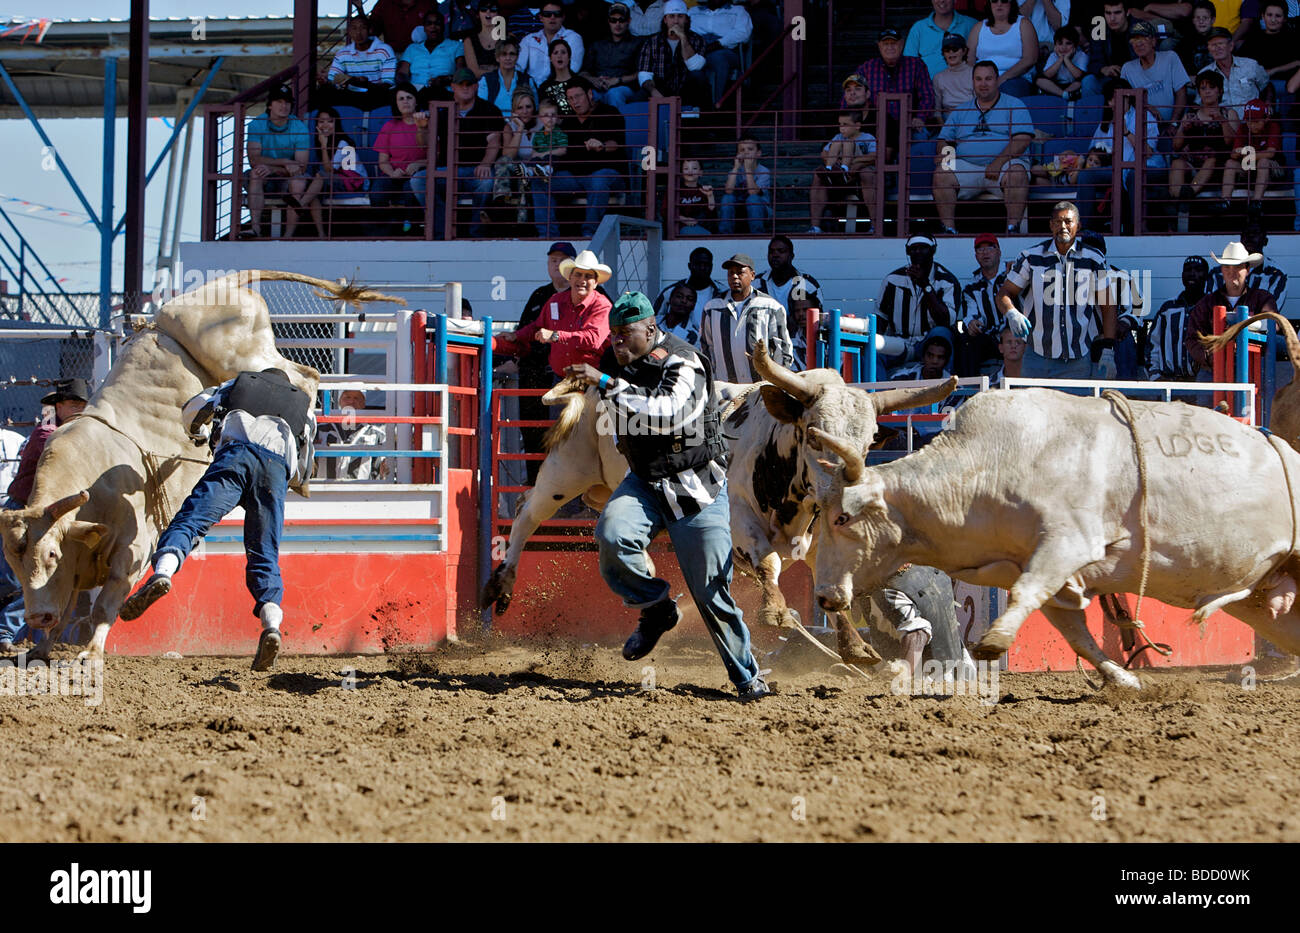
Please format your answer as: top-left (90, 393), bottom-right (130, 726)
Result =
top-left (1036, 25), bottom-right (1089, 97)
top-left (1021, 0), bottom-right (1071, 49)
top-left (653, 246), bottom-right (725, 336)
top-left (756, 236), bottom-right (823, 371)
top-left (319, 14), bottom-right (398, 111)
top-left (1221, 98), bottom-right (1282, 205)
top-left (410, 69), bottom-right (503, 236)
top-left (582, 2), bottom-right (647, 114)
top-left (244, 84), bottom-right (311, 239)
top-left (657, 281), bottom-right (702, 344)
top-left (479, 38), bottom-right (537, 116)
top-left (1030, 146), bottom-right (1092, 186)
top-left (892, 331), bottom-right (955, 380)
top-left (1197, 25), bottom-right (1270, 106)
top-left (676, 158), bottom-right (716, 235)
top-left (500, 0), bottom-right (541, 38)
top-left (1074, 78), bottom-right (1166, 231)
top-left (372, 82), bottom-right (429, 234)
top-left (687, 0), bottom-right (754, 108)
top-left (1184, 239), bottom-right (1279, 380)
top-left (1122, 19), bottom-right (1192, 124)
top-left (905, 0), bottom-right (980, 77)
top-left (1209, 218), bottom-right (1288, 316)
top-left (1126, 0), bottom-right (1195, 42)
top-left (990, 323), bottom-right (1027, 382)
top-left (932, 60), bottom-right (1033, 234)
top-left (853, 28), bottom-right (937, 141)
top-left (877, 233), bottom-right (963, 370)
top-left (630, 0), bottom-right (667, 37)
top-left (398, 9), bottom-right (464, 104)
top-left (1254, 2), bottom-right (1300, 85)
top-left (464, 0), bottom-right (502, 78)
top-left (808, 110), bottom-right (878, 234)
top-left (718, 135), bottom-right (773, 234)
top-left (1215, 0), bottom-right (1258, 42)
top-left (1082, 0), bottom-right (1135, 97)
top-left (637, 1), bottom-right (713, 108)
top-left (957, 232), bottom-right (1007, 376)
top-left (966, 0), bottom-right (1039, 99)
top-left (534, 78), bottom-right (625, 237)
top-left (299, 107), bottom-right (369, 238)
top-left (1177, 0), bottom-right (1218, 75)
top-left (1167, 69), bottom-right (1239, 206)
top-left (357, 0), bottom-right (431, 56)
top-left (520, 1), bottom-right (586, 83)
top-left (539, 38), bottom-right (580, 114)
top-left (1147, 254), bottom-right (1210, 382)
top-left (933, 33), bottom-right (976, 118)
top-left (317, 389), bottom-right (390, 480)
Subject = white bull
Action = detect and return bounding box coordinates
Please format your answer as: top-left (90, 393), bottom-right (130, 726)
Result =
top-left (809, 388), bottom-right (1300, 688)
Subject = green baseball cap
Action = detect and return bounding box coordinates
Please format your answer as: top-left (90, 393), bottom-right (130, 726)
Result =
top-left (609, 291), bottom-right (654, 327)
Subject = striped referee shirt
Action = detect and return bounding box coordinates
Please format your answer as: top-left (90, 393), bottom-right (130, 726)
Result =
top-left (877, 262), bottom-right (962, 349)
top-left (598, 333), bottom-right (727, 520)
top-left (327, 40), bottom-right (397, 88)
top-left (1146, 298), bottom-right (1196, 379)
top-left (1005, 237), bottom-right (1110, 361)
top-left (1106, 265), bottom-right (1147, 338)
top-left (961, 268), bottom-right (1008, 333)
top-left (756, 269), bottom-right (822, 373)
top-left (1210, 259), bottom-right (1288, 318)
top-left (700, 287), bottom-right (794, 383)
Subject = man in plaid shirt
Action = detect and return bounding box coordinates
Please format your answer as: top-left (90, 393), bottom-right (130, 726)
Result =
top-left (637, 0), bottom-right (714, 108)
top-left (851, 28), bottom-right (937, 138)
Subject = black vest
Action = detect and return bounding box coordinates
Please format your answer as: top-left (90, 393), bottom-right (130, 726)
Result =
top-left (220, 370), bottom-right (311, 439)
top-left (611, 333), bottom-right (728, 480)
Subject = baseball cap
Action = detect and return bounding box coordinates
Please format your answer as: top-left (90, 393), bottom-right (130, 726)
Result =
top-left (41, 378), bottom-right (90, 406)
top-left (1183, 255), bottom-right (1210, 270)
top-left (1129, 20), bottom-right (1156, 38)
top-left (842, 73), bottom-right (868, 89)
top-left (1243, 98), bottom-right (1270, 120)
top-left (268, 83), bottom-right (294, 105)
top-left (878, 27), bottom-right (902, 41)
top-left (941, 33), bottom-right (967, 51)
top-left (1206, 26), bottom-right (1233, 41)
top-left (721, 253), bottom-right (756, 271)
top-left (974, 232), bottom-right (1000, 249)
top-left (547, 241), bottom-right (577, 258)
top-left (451, 67), bottom-right (477, 85)
top-left (905, 233), bottom-right (937, 249)
top-left (608, 2), bottom-right (631, 15)
top-left (609, 292), bottom-right (655, 327)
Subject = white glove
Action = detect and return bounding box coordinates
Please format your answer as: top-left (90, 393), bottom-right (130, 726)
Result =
top-left (1095, 347), bottom-right (1117, 380)
top-left (1004, 309), bottom-right (1031, 339)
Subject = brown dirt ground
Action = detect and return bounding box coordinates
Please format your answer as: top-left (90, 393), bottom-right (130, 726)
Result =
top-left (1, 630), bottom-right (1299, 843)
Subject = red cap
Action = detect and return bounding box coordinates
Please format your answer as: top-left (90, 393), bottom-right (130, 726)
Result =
top-left (974, 233), bottom-right (1000, 249)
top-left (1243, 98), bottom-right (1269, 120)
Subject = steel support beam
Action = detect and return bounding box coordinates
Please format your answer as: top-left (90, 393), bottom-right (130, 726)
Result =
top-left (293, 0), bottom-right (319, 117)
top-left (100, 57), bottom-right (117, 328)
top-left (124, 0), bottom-right (149, 313)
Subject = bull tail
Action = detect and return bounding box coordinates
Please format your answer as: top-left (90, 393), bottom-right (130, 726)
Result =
top-left (207, 271), bottom-right (407, 308)
top-left (541, 386), bottom-right (589, 451)
top-left (1200, 311), bottom-right (1300, 371)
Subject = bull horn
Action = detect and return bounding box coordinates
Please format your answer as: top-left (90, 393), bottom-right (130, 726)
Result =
top-left (752, 342), bottom-right (818, 406)
top-left (43, 490), bottom-right (90, 521)
top-left (808, 427), bottom-right (864, 484)
top-left (871, 375), bottom-right (959, 416)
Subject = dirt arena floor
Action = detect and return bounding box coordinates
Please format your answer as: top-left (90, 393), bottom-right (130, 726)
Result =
top-left (2, 631), bottom-right (1299, 843)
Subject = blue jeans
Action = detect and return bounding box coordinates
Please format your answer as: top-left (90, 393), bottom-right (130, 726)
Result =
top-left (703, 48), bottom-right (741, 106)
top-left (154, 440), bottom-right (289, 617)
top-left (534, 168), bottom-right (621, 237)
top-left (0, 497), bottom-right (26, 643)
top-left (1020, 349), bottom-right (1096, 395)
top-left (718, 191), bottom-right (772, 234)
top-left (595, 85), bottom-right (642, 115)
top-left (594, 475), bottom-right (761, 689)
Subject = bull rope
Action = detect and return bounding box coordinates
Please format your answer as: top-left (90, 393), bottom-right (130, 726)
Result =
top-left (72, 413), bottom-right (209, 532)
top-left (1266, 433), bottom-right (1299, 561)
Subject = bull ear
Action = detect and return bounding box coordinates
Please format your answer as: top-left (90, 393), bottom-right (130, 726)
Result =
top-left (759, 385), bottom-right (805, 424)
top-left (65, 520), bottom-right (112, 554)
top-left (871, 376), bottom-right (958, 415)
top-left (870, 425), bottom-right (899, 450)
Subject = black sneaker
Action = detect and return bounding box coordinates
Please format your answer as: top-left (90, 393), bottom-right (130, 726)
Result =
top-left (622, 599), bottom-right (679, 661)
top-left (252, 628), bottom-right (281, 672)
top-left (119, 573), bottom-right (172, 621)
top-left (738, 673), bottom-right (773, 703)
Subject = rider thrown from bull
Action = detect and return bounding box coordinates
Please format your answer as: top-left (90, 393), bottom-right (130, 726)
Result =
top-left (564, 292), bottom-right (772, 702)
top-left (118, 368), bottom-right (315, 671)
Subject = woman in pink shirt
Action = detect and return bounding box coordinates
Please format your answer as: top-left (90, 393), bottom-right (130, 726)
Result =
top-left (495, 249), bottom-right (612, 377)
top-left (372, 81), bottom-right (428, 234)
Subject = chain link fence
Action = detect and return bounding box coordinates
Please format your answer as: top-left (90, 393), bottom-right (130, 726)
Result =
top-left (0, 330), bottom-right (98, 427)
top-left (0, 292), bottom-right (117, 329)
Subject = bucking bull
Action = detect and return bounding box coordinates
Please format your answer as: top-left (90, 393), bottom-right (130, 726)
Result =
top-left (0, 271), bottom-right (401, 659)
top-left (480, 343), bottom-right (956, 667)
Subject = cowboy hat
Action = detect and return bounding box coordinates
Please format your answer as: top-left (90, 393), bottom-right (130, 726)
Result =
top-left (558, 249), bottom-right (613, 284)
top-left (1210, 241), bottom-right (1263, 268)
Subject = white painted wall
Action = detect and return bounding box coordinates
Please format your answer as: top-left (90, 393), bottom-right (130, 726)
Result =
top-left (181, 233), bottom-right (1300, 322)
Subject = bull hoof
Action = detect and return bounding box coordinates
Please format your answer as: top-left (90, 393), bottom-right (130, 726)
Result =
top-left (838, 641), bottom-right (883, 665)
top-left (755, 606), bottom-right (797, 628)
top-left (972, 630), bottom-right (1013, 661)
top-left (479, 566), bottom-right (514, 615)
top-left (1103, 665), bottom-right (1142, 690)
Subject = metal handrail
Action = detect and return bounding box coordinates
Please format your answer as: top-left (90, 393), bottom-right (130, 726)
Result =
top-left (718, 21), bottom-right (796, 119)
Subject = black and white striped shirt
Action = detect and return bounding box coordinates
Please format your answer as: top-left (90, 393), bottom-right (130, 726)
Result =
top-left (876, 262), bottom-right (963, 348)
top-left (599, 334), bottom-right (727, 520)
top-left (700, 287), bottom-right (794, 383)
top-left (1146, 298), bottom-right (1195, 379)
top-left (961, 268), bottom-right (1008, 333)
top-left (1005, 237), bottom-right (1110, 361)
top-left (1105, 265), bottom-right (1147, 337)
top-left (1210, 260), bottom-right (1287, 318)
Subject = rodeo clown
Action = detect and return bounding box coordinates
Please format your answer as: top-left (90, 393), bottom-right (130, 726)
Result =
top-left (119, 368), bottom-right (315, 671)
top-left (564, 292), bottom-right (771, 702)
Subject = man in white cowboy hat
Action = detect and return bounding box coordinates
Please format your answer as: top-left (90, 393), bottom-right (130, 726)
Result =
top-left (493, 248), bottom-right (614, 377)
top-left (1184, 239), bottom-right (1279, 380)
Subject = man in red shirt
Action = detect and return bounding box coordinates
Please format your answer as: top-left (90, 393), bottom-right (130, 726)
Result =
top-left (493, 249), bottom-right (613, 378)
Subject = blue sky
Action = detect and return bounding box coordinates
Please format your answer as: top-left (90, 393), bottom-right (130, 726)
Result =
top-left (2, 2), bottom-right (351, 293)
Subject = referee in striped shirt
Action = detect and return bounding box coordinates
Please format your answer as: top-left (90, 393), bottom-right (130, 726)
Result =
top-left (1146, 256), bottom-right (1209, 383)
top-left (996, 201), bottom-right (1118, 383)
top-left (700, 253), bottom-right (794, 383)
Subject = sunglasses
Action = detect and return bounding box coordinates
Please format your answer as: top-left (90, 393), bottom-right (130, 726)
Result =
top-left (974, 112), bottom-right (991, 133)
top-left (609, 15), bottom-right (629, 21)
top-left (541, 9), bottom-right (564, 17)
